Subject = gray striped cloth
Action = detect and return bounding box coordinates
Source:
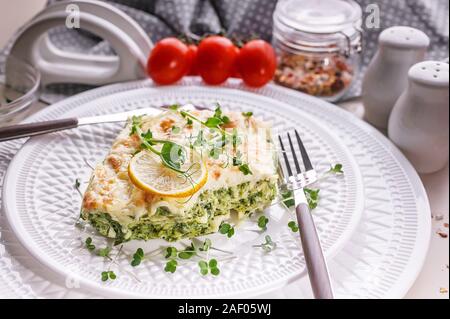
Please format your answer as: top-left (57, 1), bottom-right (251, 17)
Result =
top-left (2, 0), bottom-right (449, 102)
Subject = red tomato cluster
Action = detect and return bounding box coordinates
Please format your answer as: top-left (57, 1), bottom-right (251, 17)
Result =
top-left (147, 36), bottom-right (277, 87)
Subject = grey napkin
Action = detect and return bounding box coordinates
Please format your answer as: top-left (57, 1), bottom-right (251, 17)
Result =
top-left (2, 0), bottom-right (449, 103)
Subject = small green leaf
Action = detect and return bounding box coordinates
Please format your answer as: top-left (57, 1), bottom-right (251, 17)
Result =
top-left (165, 247), bottom-right (178, 259)
top-left (101, 271), bottom-right (109, 282)
top-left (164, 260), bottom-right (178, 273)
top-left (130, 116), bottom-right (142, 136)
top-left (97, 247), bottom-right (111, 257)
top-left (227, 227), bottom-right (235, 238)
top-left (221, 116), bottom-right (231, 124)
top-left (242, 112), bottom-right (253, 118)
top-left (198, 260), bottom-right (209, 276)
top-left (136, 248), bottom-right (144, 258)
top-left (178, 251), bottom-right (194, 259)
top-left (160, 142), bottom-right (186, 171)
top-left (288, 221), bottom-right (299, 232)
top-left (85, 237), bottom-right (95, 251)
top-left (219, 223), bottom-right (231, 234)
top-left (204, 117), bottom-right (222, 128)
top-left (108, 271), bottom-right (117, 280)
top-left (210, 267), bottom-right (220, 276)
top-left (172, 126), bottom-right (181, 134)
top-left (209, 259), bottom-right (218, 268)
top-left (209, 147), bottom-right (221, 160)
top-left (304, 188), bottom-right (320, 210)
top-left (200, 238), bottom-right (212, 252)
top-left (168, 104), bottom-right (180, 111)
top-left (239, 164), bottom-right (253, 175)
top-left (258, 216), bottom-right (269, 230)
top-left (281, 190), bottom-right (295, 208)
top-left (329, 164), bottom-right (344, 174)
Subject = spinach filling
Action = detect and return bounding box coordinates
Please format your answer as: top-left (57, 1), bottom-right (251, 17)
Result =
top-left (84, 179), bottom-right (277, 244)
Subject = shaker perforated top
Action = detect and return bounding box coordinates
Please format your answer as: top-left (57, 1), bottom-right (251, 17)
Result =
top-left (379, 26), bottom-right (430, 50)
top-left (409, 61), bottom-right (449, 88)
top-left (274, 0), bottom-right (362, 34)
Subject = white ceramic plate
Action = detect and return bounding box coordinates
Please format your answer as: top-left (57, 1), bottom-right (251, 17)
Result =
top-left (0, 78), bottom-right (431, 298)
top-left (2, 85), bottom-right (364, 298)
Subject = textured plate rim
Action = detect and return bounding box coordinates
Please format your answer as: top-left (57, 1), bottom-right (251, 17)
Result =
top-left (2, 85), bottom-right (364, 298)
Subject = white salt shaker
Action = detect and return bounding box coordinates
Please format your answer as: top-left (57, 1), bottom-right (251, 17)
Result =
top-left (388, 61), bottom-right (449, 174)
top-left (362, 26), bottom-right (430, 129)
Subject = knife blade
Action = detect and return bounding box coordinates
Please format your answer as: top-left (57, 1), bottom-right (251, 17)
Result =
top-left (0, 105), bottom-right (183, 143)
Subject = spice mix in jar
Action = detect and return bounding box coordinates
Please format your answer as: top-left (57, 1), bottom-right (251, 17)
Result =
top-left (272, 0), bottom-right (363, 102)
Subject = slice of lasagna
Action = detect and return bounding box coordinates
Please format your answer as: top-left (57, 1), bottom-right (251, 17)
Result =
top-left (81, 105), bottom-right (278, 243)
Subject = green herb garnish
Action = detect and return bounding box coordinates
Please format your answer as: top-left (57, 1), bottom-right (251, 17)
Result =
top-left (253, 235), bottom-right (277, 252)
top-left (165, 247), bottom-right (178, 259)
top-left (199, 238), bottom-right (212, 252)
top-left (257, 215), bottom-right (269, 230)
top-left (168, 104), bottom-right (180, 111)
top-left (97, 247), bottom-right (111, 258)
top-left (164, 259), bottom-right (178, 273)
top-left (288, 221), bottom-right (299, 232)
top-left (198, 259), bottom-right (220, 276)
top-left (328, 164), bottom-right (344, 174)
top-left (101, 271), bottom-right (116, 281)
top-left (242, 112), bottom-right (253, 118)
top-left (239, 164), bottom-right (253, 175)
top-left (85, 237), bottom-right (95, 251)
top-left (219, 223), bottom-right (235, 238)
top-left (131, 248), bottom-right (144, 267)
top-left (74, 179), bottom-right (81, 189)
top-left (304, 188), bottom-right (320, 210)
top-left (172, 126), bottom-right (181, 134)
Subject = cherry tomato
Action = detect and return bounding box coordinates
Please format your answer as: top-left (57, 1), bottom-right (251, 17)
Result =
top-left (197, 36), bottom-right (238, 85)
top-left (236, 40), bottom-right (277, 87)
top-left (147, 38), bottom-right (189, 85)
top-left (230, 46), bottom-right (241, 78)
top-left (186, 44), bottom-right (199, 75)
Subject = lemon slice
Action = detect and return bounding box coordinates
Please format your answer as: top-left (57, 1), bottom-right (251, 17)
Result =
top-left (128, 149), bottom-right (208, 198)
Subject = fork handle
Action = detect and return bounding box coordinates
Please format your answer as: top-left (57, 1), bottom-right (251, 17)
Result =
top-left (296, 202), bottom-right (334, 299)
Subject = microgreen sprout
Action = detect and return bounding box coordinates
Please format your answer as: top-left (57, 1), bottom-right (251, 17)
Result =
top-left (253, 235), bottom-right (277, 252)
top-left (164, 259), bottom-right (178, 273)
top-left (131, 248), bottom-right (144, 267)
top-left (198, 259), bottom-right (220, 276)
top-left (328, 163), bottom-right (344, 174)
top-left (172, 126), bottom-right (181, 134)
top-left (199, 238), bottom-right (212, 252)
top-left (257, 215), bottom-right (269, 230)
top-left (85, 237), bottom-right (95, 251)
top-left (219, 223), bottom-right (235, 238)
top-left (97, 247), bottom-right (112, 258)
top-left (101, 271), bottom-right (116, 282)
top-left (288, 221), bottom-right (299, 232)
top-left (168, 104), bottom-right (181, 111)
top-left (238, 163), bottom-right (253, 175)
top-left (281, 190), bottom-right (295, 208)
top-left (242, 111), bottom-right (253, 118)
top-left (304, 188), bottom-right (320, 210)
top-left (165, 246), bottom-right (178, 259)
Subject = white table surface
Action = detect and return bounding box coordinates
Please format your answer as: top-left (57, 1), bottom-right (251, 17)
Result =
top-left (0, 1), bottom-right (448, 299)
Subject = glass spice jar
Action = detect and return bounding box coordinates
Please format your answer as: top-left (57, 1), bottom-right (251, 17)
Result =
top-left (272, 0), bottom-right (363, 102)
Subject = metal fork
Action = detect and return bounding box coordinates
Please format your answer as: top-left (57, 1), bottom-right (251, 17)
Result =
top-left (278, 130), bottom-right (334, 299)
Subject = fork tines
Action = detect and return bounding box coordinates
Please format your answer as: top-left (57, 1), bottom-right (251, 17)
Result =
top-left (278, 130), bottom-right (313, 179)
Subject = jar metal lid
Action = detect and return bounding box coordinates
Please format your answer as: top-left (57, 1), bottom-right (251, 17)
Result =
top-left (275, 0), bottom-right (362, 34)
top-left (273, 0), bottom-right (363, 54)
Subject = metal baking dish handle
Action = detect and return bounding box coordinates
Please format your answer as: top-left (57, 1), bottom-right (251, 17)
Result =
top-left (8, 0), bottom-right (153, 86)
